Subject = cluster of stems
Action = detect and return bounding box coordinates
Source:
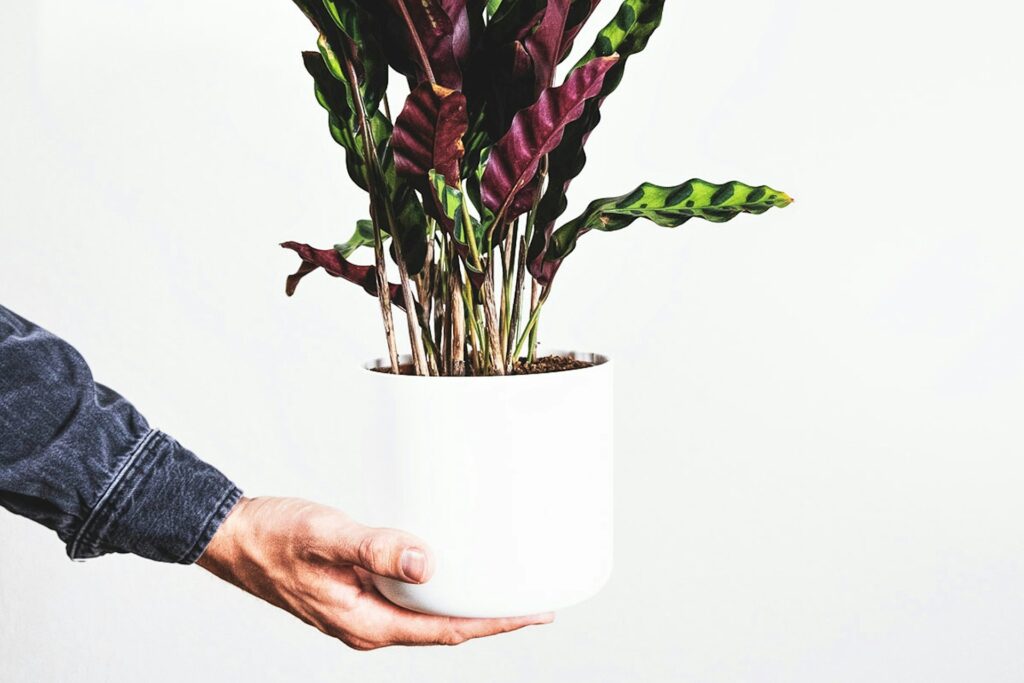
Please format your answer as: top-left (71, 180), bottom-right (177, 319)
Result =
top-left (372, 165), bottom-right (551, 376)
top-left (339, 34), bottom-right (552, 377)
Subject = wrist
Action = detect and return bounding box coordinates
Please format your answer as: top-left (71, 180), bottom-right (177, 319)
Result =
top-left (197, 495), bottom-right (250, 572)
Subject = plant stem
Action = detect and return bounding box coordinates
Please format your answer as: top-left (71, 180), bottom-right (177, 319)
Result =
top-left (370, 214), bottom-right (401, 373)
top-left (462, 273), bottom-right (484, 374)
top-left (392, 0), bottom-right (436, 84)
top-left (516, 283), bottom-right (549, 362)
top-left (341, 43), bottom-right (428, 376)
top-left (500, 221), bottom-right (518, 353)
top-left (335, 48), bottom-right (398, 373)
top-left (527, 279), bottom-right (541, 362)
top-left (454, 181), bottom-right (503, 375)
top-left (517, 157), bottom-right (549, 366)
top-left (449, 252), bottom-right (466, 376)
top-left (458, 187), bottom-right (484, 272)
top-left (479, 272), bottom-right (505, 374)
top-left (506, 234), bottom-right (528, 370)
top-left (435, 269), bottom-right (447, 375)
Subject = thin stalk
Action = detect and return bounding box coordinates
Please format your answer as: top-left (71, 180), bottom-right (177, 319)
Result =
top-left (392, 235), bottom-right (430, 375)
top-left (462, 273), bottom-right (484, 374)
top-left (527, 279), bottom-right (541, 362)
top-left (515, 157), bottom-right (548, 366)
top-left (419, 234), bottom-right (440, 376)
top-left (436, 234), bottom-right (450, 375)
top-left (455, 182), bottom-right (503, 375)
top-left (368, 201), bottom-right (401, 374)
top-left (500, 221), bottom-right (518, 353)
top-left (421, 237), bottom-right (435, 328)
top-left (499, 241), bottom-right (508, 350)
top-left (450, 255), bottom-right (466, 376)
top-left (505, 234), bottom-right (528, 370)
top-left (478, 271), bottom-right (505, 374)
top-left (522, 156), bottom-right (548, 248)
top-left (458, 186), bottom-right (485, 271)
top-left (341, 45), bottom-right (428, 376)
top-left (392, 0), bottom-right (436, 84)
top-left (413, 278), bottom-right (440, 376)
top-left (335, 48), bottom-right (398, 373)
top-left (420, 320), bottom-right (440, 376)
top-left (514, 285), bottom-right (550, 362)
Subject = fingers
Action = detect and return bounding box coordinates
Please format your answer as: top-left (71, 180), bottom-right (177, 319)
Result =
top-left (338, 571), bottom-right (554, 649)
top-left (328, 522), bottom-right (435, 584)
top-left (368, 599), bottom-right (553, 648)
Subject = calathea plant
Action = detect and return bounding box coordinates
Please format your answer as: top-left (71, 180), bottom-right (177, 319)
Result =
top-left (282, 0), bottom-right (792, 376)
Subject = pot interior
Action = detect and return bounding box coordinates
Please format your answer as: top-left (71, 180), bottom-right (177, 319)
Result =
top-left (363, 350), bottom-right (609, 373)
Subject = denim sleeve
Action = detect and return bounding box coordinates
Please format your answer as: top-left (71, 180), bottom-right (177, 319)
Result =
top-left (0, 304), bottom-right (242, 564)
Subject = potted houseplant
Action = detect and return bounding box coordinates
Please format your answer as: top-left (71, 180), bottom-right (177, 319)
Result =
top-left (281, 0), bottom-right (792, 618)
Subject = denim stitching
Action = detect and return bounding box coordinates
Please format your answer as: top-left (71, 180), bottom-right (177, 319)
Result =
top-left (68, 428), bottom-right (160, 560)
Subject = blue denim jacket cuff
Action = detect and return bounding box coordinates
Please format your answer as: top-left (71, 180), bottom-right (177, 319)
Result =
top-left (67, 430), bottom-right (243, 564)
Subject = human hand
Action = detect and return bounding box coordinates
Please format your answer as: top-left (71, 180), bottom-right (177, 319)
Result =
top-left (197, 496), bottom-right (553, 650)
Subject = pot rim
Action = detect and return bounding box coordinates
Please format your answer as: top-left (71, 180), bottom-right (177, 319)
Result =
top-left (362, 349), bottom-right (611, 380)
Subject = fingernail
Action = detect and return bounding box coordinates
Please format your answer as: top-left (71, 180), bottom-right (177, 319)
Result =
top-left (400, 548), bottom-right (427, 583)
top-left (530, 613), bottom-right (555, 624)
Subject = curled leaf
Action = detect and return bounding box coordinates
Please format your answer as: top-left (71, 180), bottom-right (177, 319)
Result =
top-left (293, 0), bottom-right (388, 115)
top-left (537, 179), bottom-right (794, 283)
top-left (281, 241), bottom-right (411, 311)
top-left (335, 219), bottom-right (380, 258)
top-left (529, 0), bottom-right (666, 279)
top-left (303, 50), bottom-right (387, 193)
top-left (481, 55), bottom-right (620, 225)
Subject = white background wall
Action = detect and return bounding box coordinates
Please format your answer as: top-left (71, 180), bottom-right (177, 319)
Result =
top-left (2, 1), bottom-right (1023, 680)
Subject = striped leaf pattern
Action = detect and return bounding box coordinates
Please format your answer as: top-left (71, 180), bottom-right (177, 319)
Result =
top-left (305, 50), bottom-right (428, 274)
top-left (304, 50), bottom-right (380, 192)
top-left (393, 84), bottom-right (469, 186)
top-left (575, 0), bottom-right (663, 67)
top-left (293, 0), bottom-right (388, 115)
top-left (542, 179), bottom-right (793, 272)
top-left (529, 0), bottom-right (665, 278)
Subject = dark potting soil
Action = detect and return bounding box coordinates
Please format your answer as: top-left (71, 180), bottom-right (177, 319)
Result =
top-left (370, 355), bottom-right (594, 376)
top-left (510, 355), bottom-right (594, 375)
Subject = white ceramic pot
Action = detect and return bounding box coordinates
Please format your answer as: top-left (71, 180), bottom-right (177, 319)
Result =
top-left (360, 351), bottom-right (613, 618)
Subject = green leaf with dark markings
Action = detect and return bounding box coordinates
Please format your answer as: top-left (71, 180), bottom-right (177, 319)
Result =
top-left (304, 49), bottom-right (427, 274)
top-left (293, 0), bottom-right (388, 115)
top-left (574, 0), bottom-right (663, 67)
top-left (539, 179), bottom-right (793, 280)
top-left (529, 0), bottom-right (666, 277)
top-left (306, 49), bottom-right (395, 197)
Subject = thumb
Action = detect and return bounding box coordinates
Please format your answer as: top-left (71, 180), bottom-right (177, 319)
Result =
top-left (339, 524), bottom-right (435, 584)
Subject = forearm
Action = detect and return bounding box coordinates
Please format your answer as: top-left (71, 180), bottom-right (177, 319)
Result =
top-left (0, 304), bottom-right (241, 562)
